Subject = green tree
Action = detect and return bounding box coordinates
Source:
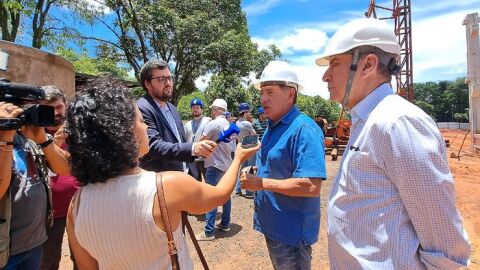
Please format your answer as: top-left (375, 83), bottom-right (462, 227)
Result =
top-left (0, 0), bottom-right (81, 49)
top-left (56, 47), bottom-right (129, 79)
top-left (77, 0), bottom-right (256, 104)
top-left (414, 78), bottom-right (468, 122)
top-left (204, 73), bottom-right (250, 116)
top-left (297, 94), bottom-right (341, 122)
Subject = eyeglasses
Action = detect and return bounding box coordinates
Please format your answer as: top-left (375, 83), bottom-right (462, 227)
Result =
top-left (150, 76), bottom-right (173, 84)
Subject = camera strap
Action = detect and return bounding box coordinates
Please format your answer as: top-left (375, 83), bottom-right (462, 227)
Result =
top-left (26, 139), bottom-right (54, 228)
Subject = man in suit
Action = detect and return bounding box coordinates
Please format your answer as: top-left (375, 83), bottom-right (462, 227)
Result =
top-left (137, 59), bottom-right (217, 177)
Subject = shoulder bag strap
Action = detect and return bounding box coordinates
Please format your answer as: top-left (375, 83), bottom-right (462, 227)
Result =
top-left (181, 212), bottom-right (210, 270)
top-left (155, 173), bottom-right (180, 270)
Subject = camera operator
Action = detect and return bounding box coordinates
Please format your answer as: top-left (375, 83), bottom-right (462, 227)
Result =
top-left (0, 100), bottom-right (70, 270)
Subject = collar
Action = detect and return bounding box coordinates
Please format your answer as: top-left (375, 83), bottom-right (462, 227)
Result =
top-left (350, 83), bottom-right (394, 123)
top-left (215, 115), bottom-right (226, 120)
top-left (268, 105), bottom-right (300, 127)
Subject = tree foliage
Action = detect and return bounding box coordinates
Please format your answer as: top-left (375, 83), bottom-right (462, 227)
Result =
top-left (56, 47), bottom-right (129, 79)
top-left (77, 0), bottom-right (256, 104)
top-left (297, 94), bottom-right (341, 121)
top-left (176, 91), bottom-right (207, 120)
top-left (414, 78), bottom-right (469, 122)
top-left (0, 0), bottom-right (81, 49)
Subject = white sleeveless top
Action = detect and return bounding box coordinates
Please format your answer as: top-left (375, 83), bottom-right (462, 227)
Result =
top-left (74, 171), bottom-right (193, 270)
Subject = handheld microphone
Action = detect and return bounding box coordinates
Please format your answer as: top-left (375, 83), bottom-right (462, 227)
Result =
top-left (216, 123), bottom-right (240, 143)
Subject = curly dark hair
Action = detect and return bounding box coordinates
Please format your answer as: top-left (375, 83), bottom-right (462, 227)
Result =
top-left (66, 76), bottom-right (139, 185)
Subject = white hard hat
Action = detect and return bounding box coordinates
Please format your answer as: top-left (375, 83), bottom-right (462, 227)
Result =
top-left (209, 98), bottom-right (228, 111)
top-left (316, 18), bottom-right (400, 66)
top-left (254, 61), bottom-right (303, 91)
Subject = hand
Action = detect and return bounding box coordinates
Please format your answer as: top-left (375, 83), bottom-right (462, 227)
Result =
top-left (54, 124), bottom-right (67, 147)
top-left (21, 125), bottom-right (48, 144)
top-left (240, 172), bottom-right (263, 191)
top-left (234, 142), bottom-right (261, 163)
top-left (194, 140), bottom-right (217, 158)
top-left (0, 102), bottom-right (23, 140)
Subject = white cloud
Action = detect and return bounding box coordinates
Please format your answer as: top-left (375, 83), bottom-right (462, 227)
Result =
top-left (84, 0), bottom-right (112, 14)
top-left (252, 28), bottom-right (328, 55)
top-left (412, 9), bottom-right (478, 82)
top-left (194, 73), bottom-right (212, 91)
top-left (244, 0), bottom-right (282, 16)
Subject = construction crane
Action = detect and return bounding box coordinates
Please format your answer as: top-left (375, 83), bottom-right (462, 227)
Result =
top-left (365, 0), bottom-right (414, 102)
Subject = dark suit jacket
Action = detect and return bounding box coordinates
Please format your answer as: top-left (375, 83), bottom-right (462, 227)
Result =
top-left (137, 95), bottom-right (198, 178)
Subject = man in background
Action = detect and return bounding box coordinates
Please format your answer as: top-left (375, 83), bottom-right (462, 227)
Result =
top-left (39, 85), bottom-right (79, 270)
top-left (235, 103), bottom-right (256, 198)
top-left (184, 98), bottom-right (211, 181)
top-left (252, 107), bottom-right (269, 141)
top-left (197, 99), bottom-right (234, 241)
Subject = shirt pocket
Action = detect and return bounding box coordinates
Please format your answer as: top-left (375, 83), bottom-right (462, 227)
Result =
top-left (344, 150), bottom-right (387, 194)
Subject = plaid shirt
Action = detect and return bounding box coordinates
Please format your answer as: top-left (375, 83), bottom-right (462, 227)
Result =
top-left (328, 84), bottom-right (471, 269)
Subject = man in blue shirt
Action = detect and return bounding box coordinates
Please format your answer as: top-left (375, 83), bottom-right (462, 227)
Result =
top-left (241, 61), bottom-right (327, 270)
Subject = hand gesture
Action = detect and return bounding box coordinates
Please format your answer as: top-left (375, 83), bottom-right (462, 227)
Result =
top-left (234, 142), bottom-right (260, 163)
top-left (240, 171), bottom-right (263, 191)
top-left (193, 140), bottom-right (217, 158)
top-left (0, 102), bottom-right (23, 140)
top-left (54, 124), bottom-right (68, 147)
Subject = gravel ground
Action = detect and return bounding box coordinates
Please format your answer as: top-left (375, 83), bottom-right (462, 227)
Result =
top-left (184, 160), bottom-right (339, 270)
top-left (59, 160), bottom-right (339, 270)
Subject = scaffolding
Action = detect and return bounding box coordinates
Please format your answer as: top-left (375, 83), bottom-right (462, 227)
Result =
top-left (365, 0), bottom-right (414, 102)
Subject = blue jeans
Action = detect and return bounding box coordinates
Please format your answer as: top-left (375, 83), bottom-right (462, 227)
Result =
top-left (2, 245), bottom-right (43, 270)
top-left (235, 157), bottom-right (254, 196)
top-left (204, 167), bottom-right (231, 236)
top-left (265, 236), bottom-right (312, 270)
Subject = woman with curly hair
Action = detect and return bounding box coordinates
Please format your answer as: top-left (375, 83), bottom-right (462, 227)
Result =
top-left (65, 77), bottom-right (259, 270)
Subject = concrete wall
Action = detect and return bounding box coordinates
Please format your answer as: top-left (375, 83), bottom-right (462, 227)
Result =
top-left (0, 40), bottom-right (75, 99)
top-left (437, 122), bottom-right (470, 130)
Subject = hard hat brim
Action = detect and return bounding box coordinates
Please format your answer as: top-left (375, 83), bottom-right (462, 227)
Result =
top-left (315, 57), bottom-right (330, 66)
top-left (253, 81), bottom-right (304, 91)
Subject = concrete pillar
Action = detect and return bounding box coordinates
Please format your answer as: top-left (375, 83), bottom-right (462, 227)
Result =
top-left (463, 13), bottom-right (480, 155)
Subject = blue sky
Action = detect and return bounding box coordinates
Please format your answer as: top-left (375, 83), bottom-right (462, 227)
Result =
top-left (21, 0), bottom-right (478, 98)
top-left (237, 0), bottom-right (480, 98)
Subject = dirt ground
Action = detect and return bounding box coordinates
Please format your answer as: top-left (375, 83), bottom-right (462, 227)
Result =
top-left (59, 129), bottom-right (480, 269)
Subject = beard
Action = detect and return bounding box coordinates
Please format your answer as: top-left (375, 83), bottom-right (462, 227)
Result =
top-left (192, 111), bottom-right (202, 117)
top-left (54, 115), bottom-right (66, 126)
top-left (154, 87), bottom-right (173, 101)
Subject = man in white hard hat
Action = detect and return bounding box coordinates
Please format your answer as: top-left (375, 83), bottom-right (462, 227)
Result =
top-left (241, 61), bottom-right (327, 269)
top-left (196, 99), bottom-right (235, 240)
top-left (317, 18), bottom-right (471, 269)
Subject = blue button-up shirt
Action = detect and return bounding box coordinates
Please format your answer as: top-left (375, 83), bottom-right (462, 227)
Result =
top-left (328, 83), bottom-right (471, 269)
top-left (254, 105), bottom-right (327, 247)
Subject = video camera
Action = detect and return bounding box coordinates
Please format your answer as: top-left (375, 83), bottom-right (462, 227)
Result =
top-left (0, 49), bottom-right (55, 130)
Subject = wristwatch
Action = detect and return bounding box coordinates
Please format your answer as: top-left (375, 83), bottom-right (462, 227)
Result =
top-left (38, 134), bottom-right (54, 148)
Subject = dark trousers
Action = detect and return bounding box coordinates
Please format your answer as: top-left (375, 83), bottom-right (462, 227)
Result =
top-left (195, 161), bottom-right (206, 182)
top-left (40, 217), bottom-right (77, 270)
